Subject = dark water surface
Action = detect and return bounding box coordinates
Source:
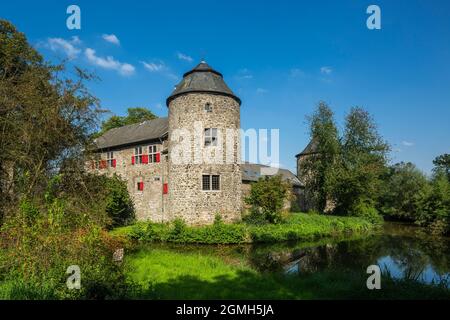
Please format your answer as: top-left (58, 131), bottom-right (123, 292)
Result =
top-left (139, 222), bottom-right (450, 287)
top-left (251, 222), bottom-right (450, 286)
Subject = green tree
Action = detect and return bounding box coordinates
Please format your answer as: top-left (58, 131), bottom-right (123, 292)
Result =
top-left (0, 19), bottom-right (101, 223)
top-left (98, 107), bottom-right (158, 136)
top-left (432, 154), bottom-right (450, 181)
top-left (299, 102), bottom-right (340, 212)
top-left (379, 162), bottom-right (428, 221)
top-left (333, 107), bottom-right (389, 217)
top-left (245, 175), bottom-right (291, 224)
top-left (103, 174), bottom-right (135, 228)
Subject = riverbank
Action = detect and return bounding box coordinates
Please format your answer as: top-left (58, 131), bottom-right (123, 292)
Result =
top-left (123, 246), bottom-right (450, 299)
top-left (112, 213), bottom-right (376, 244)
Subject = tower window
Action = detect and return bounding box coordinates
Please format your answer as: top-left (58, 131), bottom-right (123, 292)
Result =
top-left (204, 103), bottom-right (212, 113)
top-left (204, 128), bottom-right (218, 147)
top-left (202, 175), bottom-right (220, 191)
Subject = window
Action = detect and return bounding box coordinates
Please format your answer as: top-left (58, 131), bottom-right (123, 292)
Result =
top-left (202, 175), bottom-right (220, 191)
top-left (133, 146), bottom-right (145, 164)
top-left (137, 181), bottom-right (144, 191)
top-left (148, 145), bottom-right (160, 163)
top-left (204, 102), bottom-right (212, 113)
top-left (204, 128), bottom-right (218, 147)
top-left (107, 151), bottom-right (116, 168)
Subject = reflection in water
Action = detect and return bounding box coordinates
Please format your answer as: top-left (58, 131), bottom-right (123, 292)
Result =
top-left (248, 222), bottom-right (450, 287)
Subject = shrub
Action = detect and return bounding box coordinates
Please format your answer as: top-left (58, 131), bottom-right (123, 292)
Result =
top-left (348, 200), bottom-right (383, 225)
top-left (104, 175), bottom-right (135, 228)
top-left (245, 175), bottom-right (290, 224)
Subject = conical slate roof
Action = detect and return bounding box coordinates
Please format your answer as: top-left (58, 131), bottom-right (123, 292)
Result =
top-left (166, 61), bottom-right (241, 106)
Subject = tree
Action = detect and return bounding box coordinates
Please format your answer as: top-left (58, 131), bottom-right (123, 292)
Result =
top-left (97, 107), bottom-right (158, 136)
top-left (0, 19), bottom-right (101, 222)
top-left (333, 107), bottom-right (389, 216)
top-left (245, 175), bottom-right (291, 224)
top-left (433, 154), bottom-right (450, 181)
top-left (299, 102), bottom-right (340, 212)
top-left (378, 162), bottom-right (428, 221)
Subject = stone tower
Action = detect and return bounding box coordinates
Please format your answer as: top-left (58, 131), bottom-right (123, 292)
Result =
top-left (166, 61), bottom-right (242, 225)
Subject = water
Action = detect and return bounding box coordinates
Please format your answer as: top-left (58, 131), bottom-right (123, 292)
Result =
top-left (249, 222), bottom-right (450, 287)
top-left (136, 222), bottom-right (450, 287)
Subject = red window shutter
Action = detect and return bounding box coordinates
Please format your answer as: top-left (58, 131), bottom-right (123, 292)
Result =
top-left (163, 183), bottom-right (168, 194)
top-left (142, 154), bottom-right (149, 164)
top-left (112, 159), bottom-right (116, 168)
top-left (100, 160), bottom-right (107, 169)
top-left (155, 152), bottom-right (161, 163)
top-left (131, 156), bottom-right (135, 165)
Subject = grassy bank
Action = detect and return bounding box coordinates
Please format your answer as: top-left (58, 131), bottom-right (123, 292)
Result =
top-left (124, 248), bottom-right (450, 299)
top-left (112, 213), bottom-right (376, 244)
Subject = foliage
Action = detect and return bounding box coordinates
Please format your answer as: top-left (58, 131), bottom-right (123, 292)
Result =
top-left (244, 175), bottom-right (291, 224)
top-left (97, 107), bottom-right (158, 136)
top-left (0, 198), bottom-right (130, 299)
top-left (378, 162), bottom-right (428, 220)
top-left (415, 170), bottom-right (450, 235)
top-left (0, 19), bottom-right (102, 224)
top-left (299, 102), bottom-right (340, 212)
top-left (348, 200), bottom-right (383, 225)
top-left (300, 103), bottom-right (388, 222)
top-left (433, 153), bottom-right (450, 181)
top-left (103, 174), bottom-right (135, 228)
top-left (0, 20), bottom-right (137, 299)
top-left (332, 107), bottom-right (389, 217)
top-left (113, 213), bottom-right (375, 244)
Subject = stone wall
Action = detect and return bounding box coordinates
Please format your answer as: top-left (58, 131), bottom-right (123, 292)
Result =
top-left (167, 93), bottom-right (242, 225)
top-left (89, 140), bottom-right (168, 221)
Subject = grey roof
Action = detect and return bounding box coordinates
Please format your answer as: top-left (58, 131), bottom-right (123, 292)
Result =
top-left (242, 163), bottom-right (302, 187)
top-left (166, 61), bottom-right (241, 106)
top-left (94, 117), bottom-right (168, 150)
top-left (295, 138), bottom-right (319, 158)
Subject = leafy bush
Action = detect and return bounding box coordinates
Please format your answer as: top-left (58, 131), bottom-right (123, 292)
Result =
top-left (104, 175), bottom-right (135, 228)
top-left (348, 200), bottom-right (383, 225)
top-left (0, 206), bottom-right (130, 299)
top-left (115, 213), bottom-right (374, 245)
top-left (245, 175), bottom-right (291, 224)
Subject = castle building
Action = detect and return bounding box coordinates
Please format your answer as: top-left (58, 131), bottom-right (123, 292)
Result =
top-left (92, 61), bottom-right (301, 225)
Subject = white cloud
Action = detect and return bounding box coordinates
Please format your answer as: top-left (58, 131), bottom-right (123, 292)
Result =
top-left (320, 66), bottom-right (333, 75)
top-left (236, 68), bottom-right (253, 80)
top-left (46, 37), bottom-right (81, 59)
top-left (141, 61), bottom-right (179, 80)
top-left (290, 68), bottom-right (306, 78)
top-left (141, 61), bottom-right (165, 72)
top-left (256, 88), bottom-right (268, 94)
top-left (402, 141), bottom-right (415, 147)
top-left (102, 34), bottom-right (120, 45)
top-left (177, 52), bottom-right (193, 63)
top-left (85, 48), bottom-right (135, 76)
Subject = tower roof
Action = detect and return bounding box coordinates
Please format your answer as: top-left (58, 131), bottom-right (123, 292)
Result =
top-left (166, 61), bottom-right (241, 106)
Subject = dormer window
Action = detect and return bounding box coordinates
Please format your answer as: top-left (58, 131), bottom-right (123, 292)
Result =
top-left (204, 103), bottom-right (212, 113)
top-left (204, 128), bottom-right (217, 147)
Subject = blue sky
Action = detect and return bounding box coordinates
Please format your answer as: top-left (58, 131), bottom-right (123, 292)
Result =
top-left (2, 0), bottom-right (449, 174)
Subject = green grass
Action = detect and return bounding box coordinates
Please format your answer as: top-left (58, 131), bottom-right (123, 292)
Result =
top-left (111, 213), bottom-right (376, 244)
top-left (124, 247), bottom-right (450, 300)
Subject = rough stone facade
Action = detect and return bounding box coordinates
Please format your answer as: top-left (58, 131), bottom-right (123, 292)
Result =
top-left (167, 93), bottom-right (242, 224)
top-left (90, 139), bottom-right (169, 221)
